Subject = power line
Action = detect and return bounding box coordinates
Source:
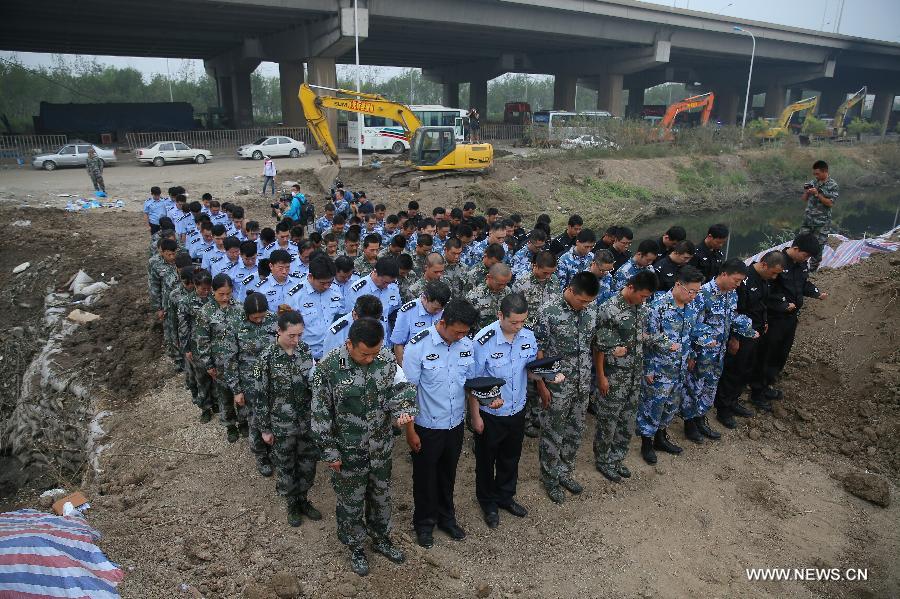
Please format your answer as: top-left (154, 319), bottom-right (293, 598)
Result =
top-left (0, 57), bottom-right (103, 102)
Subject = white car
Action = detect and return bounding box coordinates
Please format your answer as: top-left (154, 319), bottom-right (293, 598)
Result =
top-left (237, 136), bottom-right (307, 160)
top-left (136, 141), bottom-right (213, 167)
top-left (560, 134), bottom-right (620, 151)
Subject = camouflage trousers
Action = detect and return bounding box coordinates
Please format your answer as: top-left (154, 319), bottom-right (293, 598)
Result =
top-left (89, 173), bottom-right (105, 193)
top-left (187, 357), bottom-right (213, 411)
top-left (593, 366), bottom-right (642, 468)
top-left (681, 354), bottom-right (724, 420)
top-left (523, 380), bottom-right (541, 431)
top-left (246, 406), bottom-right (269, 460)
top-left (330, 450), bottom-right (393, 548)
top-left (211, 375), bottom-right (245, 428)
top-left (798, 224), bottom-right (827, 271)
top-left (163, 311), bottom-right (182, 367)
top-left (538, 381), bottom-right (589, 487)
top-left (635, 373), bottom-right (683, 438)
top-left (271, 402), bottom-right (318, 500)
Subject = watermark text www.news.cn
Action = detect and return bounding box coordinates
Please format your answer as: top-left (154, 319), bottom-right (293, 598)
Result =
top-left (746, 568), bottom-right (869, 582)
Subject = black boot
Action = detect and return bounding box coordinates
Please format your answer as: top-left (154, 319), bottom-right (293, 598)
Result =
top-left (732, 402), bottom-right (754, 417)
top-left (684, 418), bottom-right (704, 444)
top-left (696, 416), bottom-right (721, 440)
top-left (716, 409), bottom-right (737, 429)
top-left (751, 392), bottom-right (773, 413)
top-left (641, 436), bottom-right (657, 464)
top-left (654, 429), bottom-right (683, 454)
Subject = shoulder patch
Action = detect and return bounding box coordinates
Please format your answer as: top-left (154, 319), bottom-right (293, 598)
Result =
top-left (351, 278), bottom-right (367, 292)
top-left (255, 276), bottom-right (269, 288)
top-left (400, 300), bottom-right (417, 312)
top-left (329, 318), bottom-right (349, 335)
top-left (288, 284), bottom-right (303, 296)
top-left (211, 256), bottom-right (223, 263)
top-left (264, 242), bottom-right (275, 250)
top-left (410, 329), bottom-right (429, 345)
top-left (477, 328), bottom-right (496, 345)
top-left (242, 274), bottom-right (255, 285)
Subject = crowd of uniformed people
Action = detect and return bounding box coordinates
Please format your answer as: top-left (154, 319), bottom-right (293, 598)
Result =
top-left (145, 161), bottom-right (833, 576)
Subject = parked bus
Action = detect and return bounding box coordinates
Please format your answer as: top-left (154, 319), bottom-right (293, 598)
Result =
top-left (348, 106), bottom-right (468, 153)
top-left (531, 110), bottom-right (614, 140)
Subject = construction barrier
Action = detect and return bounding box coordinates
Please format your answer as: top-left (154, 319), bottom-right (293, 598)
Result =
top-left (0, 134), bottom-right (68, 162)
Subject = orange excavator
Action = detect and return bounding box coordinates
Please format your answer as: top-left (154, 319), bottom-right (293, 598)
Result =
top-left (652, 92), bottom-right (715, 141)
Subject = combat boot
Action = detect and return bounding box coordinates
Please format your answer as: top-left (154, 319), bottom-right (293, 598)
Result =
top-left (372, 539), bottom-right (405, 564)
top-left (732, 402), bottom-right (754, 418)
top-left (596, 464), bottom-right (622, 483)
top-left (226, 424), bottom-right (239, 443)
top-left (654, 429), bottom-right (683, 454)
top-left (298, 500), bottom-right (322, 521)
top-left (716, 410), bottom-right (737, 429)
top-left (545, 484), bottom-right (566, 504)
top-left (559, 474), bottom-right (583, 494)
top-left (255, 457), bottom-right (274, 478)
top-left (684, 418), bottom-right (704, 444)
top-left (349, 547), bottom-right (369, 576)
top-left (696, 416), bottom-right (721, 440)
top-left (238, 422), bottom-right (249, 438)
top-left (286, 499), bottom-right (303, 527)
top-left (641, 436), bottom-right (657, 464)
top-left (199, 409), bottom-right (213, 424)
top-left (764, 386), bottom-right (783, 401)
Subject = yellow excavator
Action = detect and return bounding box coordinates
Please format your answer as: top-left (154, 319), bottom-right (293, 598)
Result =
top-left (757, 95), bottom-right (819, 139)
top-left (825, 86), bottom-right (867, 139)
top-left (298, 83), bottom-right (493, 185)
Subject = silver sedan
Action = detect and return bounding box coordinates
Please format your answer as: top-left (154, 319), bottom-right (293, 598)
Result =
top-left (32, 143), bottom-right (118, 171)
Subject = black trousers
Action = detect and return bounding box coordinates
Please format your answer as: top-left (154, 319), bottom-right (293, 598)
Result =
top-left (474, 409), bottom-right (526, 512)
top-left (752, 315), bottom-right (798, 391)
top-left (149, 223), bottom-right (161, 235)
top-left (715, 335), bottom-right (759, 415)
top-left (412, 422), bottom-right (464, 531)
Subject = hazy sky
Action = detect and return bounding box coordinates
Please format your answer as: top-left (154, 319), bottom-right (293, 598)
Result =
top-left (1, 0), bottom-right (896, 81)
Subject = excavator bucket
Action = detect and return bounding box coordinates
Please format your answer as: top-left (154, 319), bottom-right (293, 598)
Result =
top-left (314, 161), bottom-right (340, 194)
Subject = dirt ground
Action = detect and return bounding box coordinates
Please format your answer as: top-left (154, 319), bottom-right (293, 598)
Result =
top-left (0, 151), bottom-right (898, 598)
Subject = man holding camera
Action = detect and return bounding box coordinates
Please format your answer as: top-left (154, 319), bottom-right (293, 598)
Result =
top-left (800, 160), bottom-right (838, 272)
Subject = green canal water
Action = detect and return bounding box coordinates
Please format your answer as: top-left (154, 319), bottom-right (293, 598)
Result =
top-left (633, 186), bottom-right (900, 259)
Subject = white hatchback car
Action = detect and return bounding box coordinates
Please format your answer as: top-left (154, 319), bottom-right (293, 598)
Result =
top-left (237, 136), bottom-right (307, 160)
top-left (136, 141), bottom-right (213, 166)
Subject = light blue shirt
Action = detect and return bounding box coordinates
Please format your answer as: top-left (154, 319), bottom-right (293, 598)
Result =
top-left (295, 281), bottom-right (345, 359)
top-left (231, 263), bottom-right (259, 302)
top-left (390, 299), bottom-right (443, 347)
top-left (342, 274), bottom-right (402, 326)
top-left (210, 256), bottom-right (239, 278)
top-left (201, 247), bottom-right (226, 272)
top-left (254, 274), bottom-right (305, 310)
top-left (471, 321), bottom-right (538, 417)
top-left (260, 240), bottom-right (298, 260)
top-left (143, 198), bottom-right (168, 225)
top-left (322, 313), bottom-right (389, 356)
top-left (403, 326), bottom-right (477, 430)
top-left (334, 274), bottom-right (360, 307)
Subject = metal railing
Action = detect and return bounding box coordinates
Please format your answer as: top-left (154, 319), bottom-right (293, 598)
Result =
top-left (124, 126), bottom-right (349, 152)
top-left (0, 134), bottom-right (68, 161)
top-left (479, 123), bottom-right (526, 142)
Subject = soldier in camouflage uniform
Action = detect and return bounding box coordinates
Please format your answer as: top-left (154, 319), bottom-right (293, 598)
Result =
top-left (148, 237), bottom-right (177, 321)
top-left (194, 273), bottom-right (246, 442)
top-left (593, 271), bottom-right (670, 482)
top-left (682, 259), bottom-right (757, 443)
top-left (799, 159), bottom-right (838, 272)
top-left (311, 318), bottom-right (417, 576)
top-left (85, 147), bottom-right (105, 193)
top-left (252, 311), bottom-right (321, 527)
top-left (440, 238), bottom-right (469, 298)
top-left (406, 233), bottom-right (433, 276)
top-left (178, 269), bottom-right (213, 420)
top-left (353, 233), bottom-right (382, 277)
top-left (463, 243), bottom-right (505, 294)
top-left (223, 292), bottom-right (279, 476)
top-left (465, 263), bottom-right (512, 331)
top-left (161, 251), bottom-right (192, 370)
top-left (406, 253), bottom-right (446, 302)
top-left (532, 272), bottom-right (599, 503)
top-left (396, 254), bottom-right (419, 303)
top-left (636, 266), bottom-right (712, 466)
top-left (510, 250), bottom-right (560, 437)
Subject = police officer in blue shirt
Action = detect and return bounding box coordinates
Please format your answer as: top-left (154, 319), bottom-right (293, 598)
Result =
top-left (469, 293), bottom-right (539, 528)
top-left (295, 256), bottom-right (345, 360)
top-left (342, 257), bottom-right (402, 333)
top-left (402, 298), bottom-right (481, 549)
top-left (210, 237), bottom-right (241, 278)
top-left (231, 242), bottom-right (259, 303)
top-left (322, 294), bottom-right (386, 356)
top-left (390, 281), bottom-right (451, 364)
top-left (254, 250), bottom-right (304, 311)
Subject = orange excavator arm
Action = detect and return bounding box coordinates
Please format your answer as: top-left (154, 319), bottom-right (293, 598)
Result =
top-left (659, 92), bottom-right (716, 130)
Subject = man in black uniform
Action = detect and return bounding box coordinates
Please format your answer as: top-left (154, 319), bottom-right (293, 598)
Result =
top-left (655, 225), bottom-right (686, 260)
top-left (609, 226), bottom-right (634, 270)
top-left (653, 240), bottom-right (695, 292)
top-left (751, 233), bottom-right (827, 409)
top-left (690, 223), bottom-right (729, 282)
top-left (714, 250), bottom-right (785, 427)
top-left (547, 215), bottom-right (583, 258)
top-left (592, 225), bottom-right (619, 254)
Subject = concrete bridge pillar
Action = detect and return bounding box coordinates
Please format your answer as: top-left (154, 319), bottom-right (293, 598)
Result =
top-left (713, 88), bottom-right (740, 126)
top-left (817, 90), bottom-right (845, 117)
top-left (788, 88), bottom-right (804, 104)
top-left (763, 84), bottom-right (786, 118)
top-left (442, 83), bottom-right (460, 108)
top-left (279, 61), bottom-right (306, 127)
top-left (871, 91), bottom-right (897, 134)
top-left (232, 69), bottom-right (254, 128)
top-left (469, 79), bottom-right (488, 119)
top-left (553, 74), bottom-right (577, 111)
top-left (626, 87), bottom-right (645, 118)
top-left (595, 73), bottom-right (624, 116)
top-left (307, 57), bottom-right (338, 144)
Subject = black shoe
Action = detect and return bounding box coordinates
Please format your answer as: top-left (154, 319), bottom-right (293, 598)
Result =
top-left (437, 521), bottom-right (466, 541)
top-left (299, 500), bottom-right (322, 521)
top-left (287, 501), bottom-right (303, 527)
top-left (372, 540), bottom-right (405, 564)
top-left (349, 547), bottom-right (369, 576)
top-left (764, 387), bottom-right (783, 400)
top-left (498, 501), bottom-right (528, 518)
top-left (596, 464), bottom-right (622, 483)
top-left (641, 436), bottom-right (657, 464)
top-left (654, 429), bottom-right (683, 454)
top-left (732, 402), bottom-right (754, 417)
top-left (696, 416), bottom-right (721, 440)
top-left (226, 425), bottom-right (239, 443)
top-left (616, 464), bottom-right (631, 478)
top-left (483, 511), bottom-right (499, 529)
top-left (256, 458), bottom-right (274, 477)
top-left (199, 409), bottom-right (213, 424)
top-left (716, 411), bottom-right (738, 429)
top-left (684, 418), bottom-right (704, 444)
top-left (416, 529), bottom-right (434, 549)
top-left (238, 423), bottom-right (249, 438)
top-left (559, 475), bottom-right (583, 495)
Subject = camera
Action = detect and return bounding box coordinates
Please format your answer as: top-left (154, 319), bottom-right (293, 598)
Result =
top-left (803, 183), bottom-right (814, 190)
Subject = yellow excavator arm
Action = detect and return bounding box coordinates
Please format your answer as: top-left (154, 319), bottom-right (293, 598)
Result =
top-left (298, 83), bottom-right (422, 167)
top-left (776, 96), bottom-right (819, 130)
top-left (833, 86), bottom-right (867, 133)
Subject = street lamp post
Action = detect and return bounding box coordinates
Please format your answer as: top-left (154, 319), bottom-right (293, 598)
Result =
top-left (734, 26), bottom-right (756, 141)
top-left (354, 0), bottom-right (363, 166)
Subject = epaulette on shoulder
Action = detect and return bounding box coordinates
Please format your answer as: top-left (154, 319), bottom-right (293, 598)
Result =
top-left (255, 276), bottom-right (269, 288)
top-left (211, 256), bottom-right (223, 263)
top-left (399, 300), bottom-right (416, 313)
top-left (264, 242), bottom-right (275, 250)
top-left (409, 329), bottom-right (429, 345)
top-left (288, 283), bottom-right (303, 296)
top-left (242, 274), bottom-right (255, 285)
top-left (351, 278), bottom-right (367, 292)
top-left (329, 318), bottom-right (349, 335)
top-left (477, 328), bottom-right (496, 345)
